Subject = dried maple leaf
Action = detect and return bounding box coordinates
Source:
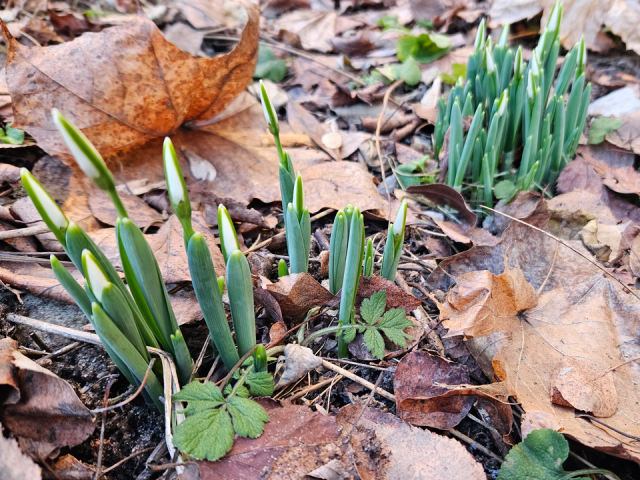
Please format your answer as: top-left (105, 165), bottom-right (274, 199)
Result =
top-left (2, 5), bottom-right (259, 161)
top-left (429, 218), bottom-right (640, 462)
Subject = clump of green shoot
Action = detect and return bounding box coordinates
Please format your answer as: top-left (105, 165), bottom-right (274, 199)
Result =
top-left (328, 205), bottom-right (353, 295)
top-left (363, 238), bottom-right (374, 277)
top-left (433, 2), bottom-right (591, 207)
top-left (337, 207), bottom-right (365, 358)
top-left (163, 138), bottom-right (239, 372)
top-left (261, 80), bottom-right (310, 273)
top-left (381, 200), bottom-right (407, 281)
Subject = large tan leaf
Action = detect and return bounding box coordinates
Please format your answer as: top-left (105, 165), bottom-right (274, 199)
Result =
top-left (430, 219), bottom-right (640, 462)
top-left (3, 5), bottom-right (259, 160)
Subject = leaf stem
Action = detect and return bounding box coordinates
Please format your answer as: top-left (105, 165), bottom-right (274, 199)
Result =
top-left (107, 188), bottom-right (128, 220)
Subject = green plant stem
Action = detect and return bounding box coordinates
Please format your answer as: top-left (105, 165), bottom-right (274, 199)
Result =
top-left (301, 325), bottom-right (343, 347)
top-left (107, 188), bottom-right (128, 220)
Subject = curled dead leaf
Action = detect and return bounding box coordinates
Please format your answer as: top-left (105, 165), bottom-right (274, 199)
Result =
top-left (0, 338), bottom-right (95, 447)
top-left (274, 344), bottom-right (322, 389)
top-left (265, 273), bottom-right (334, 320)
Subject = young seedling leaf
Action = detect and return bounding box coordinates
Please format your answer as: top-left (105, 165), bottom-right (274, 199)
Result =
top-left (246, 372), bottom-right (275, 397)
top-left (254, 46), bottom-right (287, 83)
top-left (498, 429), bottom-right (589, 480)
top-left (377, 308), bottom-right (414, 347)
top-left (227, 396), bottom-right (270, 438)
top-left (172, 380), bottom-right (225, 415)
top-left (172, 407), bottom-right (235, 461)
top-left (360, 290), bottom-right (387, 325)
top-left (363, 327), bottom-right (386, 360)
top-left (588, 117), bottom-right (624, 145)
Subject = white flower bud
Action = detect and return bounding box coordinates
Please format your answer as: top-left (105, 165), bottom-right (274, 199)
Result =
top-left (83, 249), bottom-right (110, 302)
top-left (163, 137), bottom-right (185, 206)
top-left (52, 109), bottom-right (101, 181)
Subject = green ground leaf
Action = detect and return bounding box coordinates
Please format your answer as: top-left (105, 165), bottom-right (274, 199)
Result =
top-left (254, 46), bottom-right (287, 83)
top-left (172, 380), bottom-right (225, 415)
top-left (364, 327), bottom-right (385, 359)
top-left (172, 407), bottom-right (234, 461)
top-left (342, 325), bottom-right (357, 343)
top-left (494, 179), bottom-right (520, 203)
top-left (396, 57), bottom-right (422, 86)
top-left (588, 117), bottom-right (624, 145)
top-left (360, 290), bottom-right (387, 324)
top-left (227, 396), bottom-right (270, 438)
top-left (441, 63), bottom-right (467, 84)
top-left (498, 429), bottom-right (589, 480)
top-left (396, 35), bottom-right (418, 62)
top-left (377, 308), bottom-right (414, 347)
top-left (246, 372), bottom-right (275, 397)
top-left (0, 122), bottom-right (24, 145)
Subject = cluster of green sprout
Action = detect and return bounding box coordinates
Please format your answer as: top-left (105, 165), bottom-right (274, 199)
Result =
top-left (261, 82), bottom-right (409, 359)
top-left (433, 2), bottom-right (591, 206)
top-left (22, 110), bottom-right (271, 414)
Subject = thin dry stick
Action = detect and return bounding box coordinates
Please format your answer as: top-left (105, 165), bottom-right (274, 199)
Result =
top-left (575, 414), bottom-right (640, 442)
top-left (91, 359), bottom-right (156, 414)
top-left (376, 79), bottom-right (404, 220)
top-left (319, 357), bottom-right (394, 372)
top-left (205, 354), bottom-right (221, 382)
top-left (343, 371), bottom-right (385, 442)
top-left (102, 446), bottom-right (156, 474)
top-left (537, 243), bottom-right (559, 294)
top-left (245, 209), bottom-right (336, 253)
top-left (148, 461), bottom-right (198, 471)
top-left (0, 224), bottom-right (50, 240)
top-left (568, 451), bottom-right (617, 480)
top-left (94, 379), bottom-right (116, 480)
top-left (287, 374), bottom-right (343, 402)
top-left (483, 206), bottom-right (640, 302)
top-left (189, 336), bottom-right (210, 383)
top-left (218, 344), bottom-right (258, 391)
top-left (36, 342), bottom-right (81, 365)
top-left (447, 428), bottom-right (504, 463)
top-left (7, 313), bottom-right (102, 345)
top-left (321, 360), bottom-right (395, 402)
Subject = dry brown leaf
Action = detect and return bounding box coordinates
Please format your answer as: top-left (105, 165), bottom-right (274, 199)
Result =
top-left (394, 350), bottom-right (475, 429)
top-left (273, 344), bottom-right (322, 389)
top-left (0, 163), bottom-right (21, 184)
top-left (489, 0), bottom-right (640, 55)
top-left (338, 404), bottom-right (487, 480)
top-left (273, 10), bottom-right (337, 53)
top-left (550, 356), bottom-right (618, 417)
top-left (406, 183), bottom-right (476, 225)
top-left (173, 0), bottom-right (228, 29)
top-left (265, 273), bottom-right (334, 319)
top-left (287, 101), bottom-right (340, 160)
top-left (429, 218), bottom-right (640, 461)
top-left (197, 399), bottom-right (341, 479)
top-left (88, 187), bottom-right (166, 228)
top-left (4, 5), bottom-right (259, 162)
top-left (0, 425), bottom-right (42, 480)
top-left (0, 338), bottom-right (95, 447)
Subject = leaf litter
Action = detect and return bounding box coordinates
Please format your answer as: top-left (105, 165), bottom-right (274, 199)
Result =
top-left (3, 0), bottom-right (640, 478)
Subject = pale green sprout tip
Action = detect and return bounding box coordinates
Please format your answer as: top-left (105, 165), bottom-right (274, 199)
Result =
top-left (52, 109), bottom-right (103, 183)
top-left (163, 137), bottom-right (185, 206)
top-left (474, 19), bottom-right (485, 51)
top-left (547, 2), bottom-right (562, 34)
top-left (485, 44), bottom-right (495, 73)
top-left (20, 168), bottom-right (68, 232)
top-left (218, 204), bottom-right (240, 262)
top-left (392, 200), bottom-right (407, 236)
top-left (497, 91), bottom-right (508, 117)
top-left (260, 80), bottom-right (278, 132)
top-left (82, 249), bottom-right (110, 302)
top-left (498, 24), bottom-right (509, 48)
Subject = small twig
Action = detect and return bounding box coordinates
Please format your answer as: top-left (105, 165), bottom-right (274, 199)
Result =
top-left (0, 224), bottom-right (50, 240)
top-left (7, 314), bottom-right (102, 345)
top-left (218, 345), bottom-right (258, 392)
top-left (91, 359), bottom-right (156, 414)
top-left (576, 414), bottom-right (640, 442)
top-left (94, 379), bottom-right (116, 480)
top-left (343, 371), bottom-right (385, 442)
top-left (245, 209), bottom-right (336, 253)
top-left (36, 342), bottom-right (81, 365)
top-left (101, 446), bottom-right (156, 474)
top-left (538, 243), bottom-right (558, 294)
top-left (29, 331), bottom-right (52, 352)
top-left (568, 451), bottom-right (617, 480)
top-left (148, 461), bottom-right (197, 471)
top-left (321, 360), bottom-right (395, 402)
top-left (205, 354), bottom-right (221, 382)
top-left (190, 336), bottom-right (210, 383)
top-left (287, 374), bottom-right (343, 402)
top-left (483, 206), bottom-right (640, 301)
top-left (319, 357), bottom-right (394, 372)
top-left (376, 79), bottom-right (404, 220)
top-left (447, 428), bottom-right (504, 463)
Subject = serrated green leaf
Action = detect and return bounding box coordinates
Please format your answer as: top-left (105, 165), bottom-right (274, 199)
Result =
top-left (376, 308), bottom-right (413, 348)
top-left (588, 117), bottom-right (623, 145)
top-left (360, 291), bottom-right (387, 324)
top-left (364, 327), bottom-right (385, 359)
top-left (246, 372), bottom-right (275, 397)
top-left (172, 380), bottom-right (225, 415)
top-left (498, 429), bottom-right (589, 480)
top-left (227, 396), bottom-right (270, 438)
top-left (172, 407), bottom-right (234, 461)
top-left (235, 385), bottom-right (250, 398)
top-left (254, 46), bottom-right (287, 83)
top-left (380, 327), bottom-right (412, 348)
top-left (342, 325), bottom-right (357, 343)
top-left (0, 122), bottom-right (24, 145)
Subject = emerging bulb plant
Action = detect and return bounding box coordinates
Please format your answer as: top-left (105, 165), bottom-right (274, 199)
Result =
top-left (433, 1), bottom-right (591, 206)
top-left (381, 200), bottom-right (407, 281)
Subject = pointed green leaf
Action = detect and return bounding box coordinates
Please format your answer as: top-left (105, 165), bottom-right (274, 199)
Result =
top-left (363, 327), bottom-right (385, 360)
top-left (173, 380), bottom-right (225, 414)
top-left (172, 407), bottom-right (234, 461)
top-left (246, 372), bottom-right (275, 397)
